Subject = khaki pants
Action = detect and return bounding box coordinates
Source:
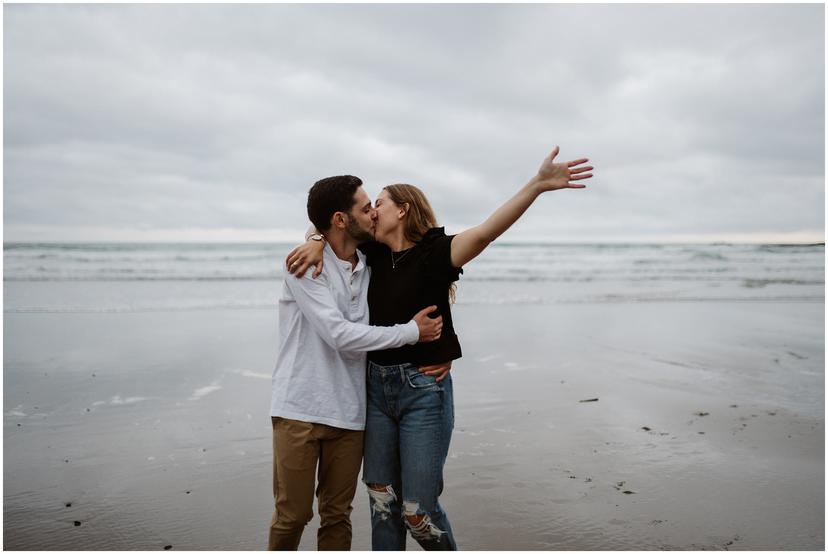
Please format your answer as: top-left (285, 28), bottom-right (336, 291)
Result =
top-left (268, 417), bottom-right (364, 551)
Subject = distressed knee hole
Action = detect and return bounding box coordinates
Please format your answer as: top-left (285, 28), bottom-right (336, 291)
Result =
top-left (366, 484), bottom-right (396, 521)
top-left (402, 501), bottom-right (447, 542)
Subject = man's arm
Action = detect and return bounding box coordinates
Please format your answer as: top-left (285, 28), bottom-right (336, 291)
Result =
top-left (285, 271), bottom-right (442, 352)
top-left (450, 146), bottom-right (593, 268)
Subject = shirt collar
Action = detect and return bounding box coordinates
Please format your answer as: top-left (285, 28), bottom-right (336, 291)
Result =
top-left (323, 243), bottom-right (366, 274)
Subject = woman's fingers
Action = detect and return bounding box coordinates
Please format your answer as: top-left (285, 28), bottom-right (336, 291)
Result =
top-left (569, 172), bottom-right (593, 181)
top-left (287, 257), bottom-right (305, 274)
top-left (293, 261), bottom-right (309, 278)
top-left (570, 165), bottom-right (594, 175)
top-left (420, 363), bottom-right (451, 379)
top-left (311, 261), bottom-right (324, 279)
top-left (567, 157), bottom-right (589, 167)
top-left (285, 249), bottom-right (299, 270)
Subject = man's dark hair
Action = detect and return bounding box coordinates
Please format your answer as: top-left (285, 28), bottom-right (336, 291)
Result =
top-left (307, 175), bottom-right (363, 232)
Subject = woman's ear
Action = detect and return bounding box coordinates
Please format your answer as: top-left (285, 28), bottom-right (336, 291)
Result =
top-left (398, 202), bottom-right (409, 220)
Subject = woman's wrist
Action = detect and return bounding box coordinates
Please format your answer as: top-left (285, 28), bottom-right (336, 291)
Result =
top-left (525, 176), bottom-right (545, 197)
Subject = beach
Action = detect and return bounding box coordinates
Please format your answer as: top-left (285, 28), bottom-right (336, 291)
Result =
top-left (4, 286), bottom-right (823, 550)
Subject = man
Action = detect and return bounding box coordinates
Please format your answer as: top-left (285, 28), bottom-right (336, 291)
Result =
top-left (268, 175), bottom-right (443, 550)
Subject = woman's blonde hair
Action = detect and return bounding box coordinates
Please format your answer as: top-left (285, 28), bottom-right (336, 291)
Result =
top-left (384, 184), bottom-right (457, 304)
top-left (383, 184), bottom-right (437, 243)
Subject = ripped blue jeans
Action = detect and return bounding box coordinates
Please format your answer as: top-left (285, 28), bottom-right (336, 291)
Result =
top-left (363, 361), bottom-right (457, 551)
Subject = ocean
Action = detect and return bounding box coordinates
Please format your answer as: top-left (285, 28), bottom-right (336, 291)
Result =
top-left (4, 242), bottom-right (824, 313)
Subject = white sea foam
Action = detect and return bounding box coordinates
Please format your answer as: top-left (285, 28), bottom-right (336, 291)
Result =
top-left (110, 395), bottom-right (147, 405)
top-left (235, 369), bottom-right (271, 380)
top-left (6, 406), bottom-right (26, 417)
top-left (191, 384), bottom-right (222, 400)
top-left (92, 396), bottom-right (147, 407)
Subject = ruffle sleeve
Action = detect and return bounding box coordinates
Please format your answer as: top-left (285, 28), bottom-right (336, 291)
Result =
top-left (419, 227), bottom-right (463, 283)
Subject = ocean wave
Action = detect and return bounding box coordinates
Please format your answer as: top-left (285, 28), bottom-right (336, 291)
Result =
top-left (5, 293), bottom-right (823, 313)
top-left (4, 274), bottom-right (283, 282)
top-left (742, 278), bottom-right (825, 288)
top-left (4, 243), bottom-right (823, 291)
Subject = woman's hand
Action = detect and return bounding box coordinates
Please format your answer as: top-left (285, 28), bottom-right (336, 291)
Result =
top-left (419, 361), bottom-right (452, 383)
top-left (285, 240), bottom-right (325, 278)
top-left (450, 146), bottom-right (594, 268)
top-left (532, 146), bottom-right (593, 193)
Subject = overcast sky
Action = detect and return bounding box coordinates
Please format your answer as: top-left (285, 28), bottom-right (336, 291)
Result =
top-left (4, 3), bottom-right (825, 243)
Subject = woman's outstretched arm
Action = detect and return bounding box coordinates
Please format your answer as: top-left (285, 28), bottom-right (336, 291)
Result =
top-left (450, 146), bottom-right (593, 268)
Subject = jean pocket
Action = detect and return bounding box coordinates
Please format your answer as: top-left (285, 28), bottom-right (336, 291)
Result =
top-left (404, 368), bottom-right (440, 390)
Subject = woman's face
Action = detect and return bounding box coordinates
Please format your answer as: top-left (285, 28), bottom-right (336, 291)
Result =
top-left (371, 189), bottom-right (404, 243)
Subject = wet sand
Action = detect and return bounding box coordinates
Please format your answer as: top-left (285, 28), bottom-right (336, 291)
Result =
top-left (4, 301), bottom-right (824, 550)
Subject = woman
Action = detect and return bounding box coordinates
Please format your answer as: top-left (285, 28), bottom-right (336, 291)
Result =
top-left (286, 146), bottom-right (593, 550)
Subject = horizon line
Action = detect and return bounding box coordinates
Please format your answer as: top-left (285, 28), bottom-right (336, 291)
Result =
top-left (3, 239), bottom-right (824, 246)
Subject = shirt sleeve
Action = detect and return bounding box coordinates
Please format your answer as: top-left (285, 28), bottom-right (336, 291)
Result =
top-left (283, 271), bottom-right (420, 352)
top-left (425, 234), bottom-right (464, 283)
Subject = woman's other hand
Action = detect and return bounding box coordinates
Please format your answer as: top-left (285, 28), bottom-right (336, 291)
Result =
top-left (285, 240), bottom-right (325, 278)
top-left (419, 361), bottom-right (452, 383)
top-left (533, 146), bottom-right (593, 192)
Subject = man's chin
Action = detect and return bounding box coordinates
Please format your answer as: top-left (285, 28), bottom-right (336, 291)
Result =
top-left (353, 229), bottom-right (374, 244)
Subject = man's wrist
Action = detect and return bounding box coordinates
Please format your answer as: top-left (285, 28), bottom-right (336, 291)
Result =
top-left (403, 320), bottom-right (419, 345)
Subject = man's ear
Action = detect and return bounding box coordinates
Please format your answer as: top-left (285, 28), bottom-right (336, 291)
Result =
top-left (332, 212), bottom-right (346, 229)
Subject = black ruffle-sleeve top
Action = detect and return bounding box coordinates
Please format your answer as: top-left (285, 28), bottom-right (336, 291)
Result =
top-left (358, 227), bottom-right (463, 366)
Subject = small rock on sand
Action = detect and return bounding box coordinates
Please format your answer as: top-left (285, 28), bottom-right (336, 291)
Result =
top-left (579, 398), bottom-right (599, 403)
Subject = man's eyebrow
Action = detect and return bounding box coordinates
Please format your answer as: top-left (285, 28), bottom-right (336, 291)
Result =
top-left (361, 200), bottom-right (372, 210)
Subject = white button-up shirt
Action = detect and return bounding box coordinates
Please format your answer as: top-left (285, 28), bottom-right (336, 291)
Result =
top-left (270, 243), bottom-right (419, 430)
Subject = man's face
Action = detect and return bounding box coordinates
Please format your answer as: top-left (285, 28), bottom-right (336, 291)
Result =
top-left (344, 186), bottom-right (376, 243)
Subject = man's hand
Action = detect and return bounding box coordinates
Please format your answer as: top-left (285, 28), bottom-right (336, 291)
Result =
top-left (532, 146), bottom-right (593, 193)
top-left (419, 361), bottom-right (452, 383)
top-left (285, 240), bottom-right (326, 278)
top-left (412, 306), bottom-right (442, 343)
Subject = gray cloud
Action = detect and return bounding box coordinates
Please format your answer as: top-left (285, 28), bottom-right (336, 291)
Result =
top-left (4, 4), bottom-right (824, 242)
